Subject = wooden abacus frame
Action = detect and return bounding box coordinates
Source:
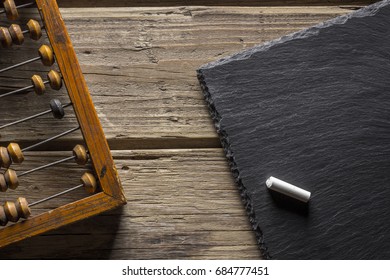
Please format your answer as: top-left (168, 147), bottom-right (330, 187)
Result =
top-left (0, 0), bottom-right (126, 248)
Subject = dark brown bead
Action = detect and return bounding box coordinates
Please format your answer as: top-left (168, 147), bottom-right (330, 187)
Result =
top-left (27, 19), bottom-right (42, 41)
top-left (7, 142), bottom-right (24, 164)
top-left (73, 145), bottom-right (88, 165)
top-left (15, 197), bottom-right (31, 219)
top-left (8, 24), bottom-right (24, 45)
top-left (3, 0), bottom-right (19, 21)
top-left (81, 172), bottom-right (97, 194)
top-left (4, 201), bottom-right (19, 223)
top-left (31, 75), bottom-right (46, 95)
top-left (4, 169), bottom-right (19, 190)
top-left (0, 206), bottom-right (8, 226)
top-left (38, 45), bottom-right (55, 66)
top-left (0, 146), bottom-right (11, 169)
top-left (0, 27), bottom-right (12, 48)
top-left (47, 70), bottom-right (62, 90)
top-left (0, 174), bottom-right (8, 192)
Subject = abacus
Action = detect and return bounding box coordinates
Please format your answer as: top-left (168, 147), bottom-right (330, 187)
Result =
top-left (0, 0), bottom-right (126, 247)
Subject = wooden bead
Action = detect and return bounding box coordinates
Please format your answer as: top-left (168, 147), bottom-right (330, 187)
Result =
top-left (0, 174), bottom-right (8, 192)
top-left (73, 145), bottom-right (88, 165)
top-left (81, 172), bottom-right (97, 194)
top-left (4, 201), bottom-right (19, 223)
top-left (4, 169), bottom-right (19, 190)
top-left (50, 99), bottom-right (65, 119)
top-left (8, 24), bottom-right (24, 45)
top-left (47, 70), bottom-right (62, 90)
top-left (38, 45), bottom-right (55, 66)
top-left (31, 75), bottom-right (46, 95)
top-left (0, 27), bottom-right (12, 48)
top-left (7, 142), bottom-right (24, 164)
top-left (3, 0), bottom-right (19, 21)
top-left (0, 206), bottom-right (8, 226)
top-left (15, 197), bottom-right (31, 219)
top-left (27, 19), bottom-right (42, 41)
top-left (0, 146), bottom-right (11, 169)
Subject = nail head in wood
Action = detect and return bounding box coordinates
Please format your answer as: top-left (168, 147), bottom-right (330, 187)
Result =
top-left (4, 201), bottom-right (19, 223)
top-left (81, 172), bottom-right (97, 194)
top-left (0, 146), bottom-right (11, 169)
top-left (49, 99), bottom-right (65, 119)
top-left (31, 74), bottom-right (46, 95)
top-left (38, 45), bottom-right (55, 66)
top-left (8, 23), bottom-right (24, 45)
top-left (3, 0), bottom-right (19, 21)
top-left (0, 27), bottom-right (12, 48)
top-left (73, 144), bottom-right (88, 165)
top-left (7, 142), bottom-right (24, 164)
top-left (27, 19), bottom-right (42, 40)
top-left (15, 197), bottom-right (31, 219)
top-left (4, 169), bottom-right (19, 190)
top-left (47, 70), bottom-right (62, 90)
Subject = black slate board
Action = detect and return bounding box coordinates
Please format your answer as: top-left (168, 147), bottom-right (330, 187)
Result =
top-left (197, 0), bottom-right (390, 259)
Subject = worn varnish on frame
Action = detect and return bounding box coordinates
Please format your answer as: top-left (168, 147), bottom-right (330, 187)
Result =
top-left (0, 0), bottom-right (126, 248)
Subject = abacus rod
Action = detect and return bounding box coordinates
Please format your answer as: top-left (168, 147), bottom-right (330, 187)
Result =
top-left (0, 108), bottom-right (51, 129)
top-left (29, 184), bottom-right (83, 207)
top-left (0, 2), bottom-right (35, 14)
top-left (0, 80), bottom-right (50, 99)
top-left (22, 25), bottom-right (45, 34)
top-left (0, 57), bottom-right (40, 74)
top-left (22, 126), bottom-right (79, 152)
top-left (0, 102), bottom-right (72, 129)
top-left (19, 155), bottom-right (76, 177)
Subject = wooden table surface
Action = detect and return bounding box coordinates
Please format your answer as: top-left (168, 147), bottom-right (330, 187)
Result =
top-left (0, 0), bottom-right (373, 259)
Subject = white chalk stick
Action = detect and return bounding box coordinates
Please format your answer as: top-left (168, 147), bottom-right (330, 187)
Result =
top-left (266, 176), bottom-right (311, 203)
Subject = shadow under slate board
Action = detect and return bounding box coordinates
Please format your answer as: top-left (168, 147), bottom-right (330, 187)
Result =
top-left (197, 0), bottom-right (390, 259)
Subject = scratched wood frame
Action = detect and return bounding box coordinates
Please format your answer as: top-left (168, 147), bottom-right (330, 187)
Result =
top-left (0, 0), bottom-right (126, 248)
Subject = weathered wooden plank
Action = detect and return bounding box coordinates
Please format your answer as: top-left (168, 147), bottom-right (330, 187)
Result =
top-left (0, 7), bottom-right (352, 149)
top-left (0, 148), bottom-right (259, 259)
top-left (55, 0), bottom-right (374, 8)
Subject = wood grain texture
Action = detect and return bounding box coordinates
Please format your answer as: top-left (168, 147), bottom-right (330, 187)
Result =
top-left (0, 149), bottom-right (259, 259)
top-left (36, 0), bottom-right (125, 201)
top-left (0, 6), bottom-right (352, 149)
top-left (0, 6), bottom-right (357, 258)
top-left (54, 0), bottom-right (375, 7)
top-left (0, 1), bottom-right (125, 248)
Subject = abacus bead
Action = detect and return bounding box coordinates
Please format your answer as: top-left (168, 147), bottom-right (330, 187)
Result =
top-left (38, 45), bottom-right (55, 66)
top-left (73, 145), bottom-right (88, 165)
top-left (27, 19), bottom-right (42, 40)
top-left (4, 201), bottom-right (19, 223)
top-left (0, 174), bottom-right (8, 192)
top-left (49, 99), bottom-right (65, 119)
top-left (4, 169), bottom-right (19, 190)
top-left (0, 206), bottom-right (8, 226)
top-left (3, 0), bottom-right (19, 21)
top-left (47, 70), bottom-right (62, 90)
top-left (0, 27), bottom-right (12, 48)
top-left (31, 75), bottom-right (46, 95)
top-left (7, 143), bottom-right (24, 164)
top-left (15, 197), bottom-right (31, 219)
top-left (0, 146), bottom-right (11, 169)
top-left (81, 172), bottom-right (97, 194)
top-left (8, 24), bottom-right (24, 45)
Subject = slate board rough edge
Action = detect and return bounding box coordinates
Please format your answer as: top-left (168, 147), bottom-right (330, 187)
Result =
top-left (196, 0), bottom-right (389, 259)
